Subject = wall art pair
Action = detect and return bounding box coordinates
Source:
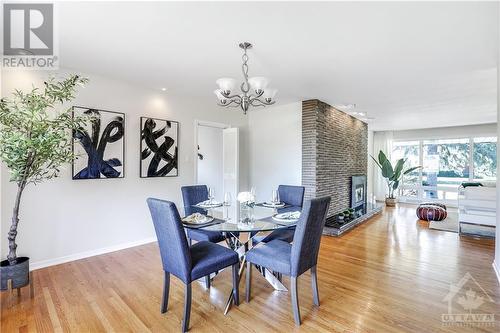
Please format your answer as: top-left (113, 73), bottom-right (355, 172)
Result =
top-left (72, 106), bottom-right (178, 179)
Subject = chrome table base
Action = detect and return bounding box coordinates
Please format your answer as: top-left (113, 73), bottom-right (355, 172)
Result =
top-left (223, 231), bottom-right (287, 315)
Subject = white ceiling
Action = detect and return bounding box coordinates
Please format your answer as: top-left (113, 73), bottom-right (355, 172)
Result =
top-left (58, 1), bottom-right (498, 131)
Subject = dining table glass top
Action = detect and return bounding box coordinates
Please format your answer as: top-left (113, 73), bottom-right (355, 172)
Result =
top-left (184, 204), bottom-right (299, 233)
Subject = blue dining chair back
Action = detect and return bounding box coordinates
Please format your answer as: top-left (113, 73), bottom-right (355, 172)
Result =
top-left (181, 185), bottom-right (226, 245)
top-left (253, 185), bottom-right (305, 244)
top-left (290, 196), bottom-right (331, 277)
top-left (147, 198), bottom-right (192, 283)
top-left (147, 198), bottom-right (240, 332)
top-left (278, 185), bottom-right (305, 208)
top-left (181, 185), bottom-right (209, 216)
top-left (245, 196), bottom-right (331, 326)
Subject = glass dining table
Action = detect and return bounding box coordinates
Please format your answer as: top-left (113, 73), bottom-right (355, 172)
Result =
top-left (183, 204), bottom-right (299, 315)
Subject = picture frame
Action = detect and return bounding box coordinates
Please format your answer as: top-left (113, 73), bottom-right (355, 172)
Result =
top-left (140, 117), bottom-right (179, 178)
top-left (72, 106), bottom-right (125, 180)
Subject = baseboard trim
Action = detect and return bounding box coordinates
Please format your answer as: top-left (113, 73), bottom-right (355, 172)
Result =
top-left (493, 261), bottom-right (500, 285)
top-left (30, 237), bottom-right (157, 271)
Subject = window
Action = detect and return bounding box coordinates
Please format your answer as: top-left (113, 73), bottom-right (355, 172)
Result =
top-left (391, 141), bottom-right (420, 197)
top-left (390, 135), bottom-right (496, 204)
top-left (473, 137), bottom-right (497, 181)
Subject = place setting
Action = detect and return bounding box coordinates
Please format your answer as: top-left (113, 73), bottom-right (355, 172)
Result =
top-left (193, 187), bottom-right (224, 209)
top-left (271, 211), bottom-right (301, 225)
top-left (257, 189), bottom-right (287, 208)
top-left (181, 212), bottom-right (218, 228)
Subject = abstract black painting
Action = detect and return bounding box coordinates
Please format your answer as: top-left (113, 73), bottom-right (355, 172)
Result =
top-left (72, 107), bottom-right (125, 179)
top-left (140, 117), bottom-right (178, 177)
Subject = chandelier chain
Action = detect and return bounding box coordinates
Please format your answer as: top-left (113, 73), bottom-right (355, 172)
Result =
top-left (241, 49), bottom-right (250, 94)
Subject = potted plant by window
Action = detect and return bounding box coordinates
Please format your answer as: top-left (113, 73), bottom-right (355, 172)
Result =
top-left (371, 150), bottom-right (421, 207)
top-left (0, 75), bottom-right (88, 292)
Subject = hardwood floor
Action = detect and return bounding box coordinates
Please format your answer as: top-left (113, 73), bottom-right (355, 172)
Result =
top-left (2, 204), bottom-right (499, 332)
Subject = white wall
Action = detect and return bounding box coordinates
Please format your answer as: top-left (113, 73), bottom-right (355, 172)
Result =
top-left (367, 128), bottom-right (375, 199)
top-left (248, 102), bottom-right (302, 202)
top-left (391, 123), bottom-right (497, 141)
top-left (197, 125), bottom-right (223, 202)
top-left (0, 69), bottom-right (248, 268)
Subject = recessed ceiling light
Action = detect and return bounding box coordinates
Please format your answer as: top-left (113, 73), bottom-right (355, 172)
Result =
top-left (161, 88), bottom-right (167, 91)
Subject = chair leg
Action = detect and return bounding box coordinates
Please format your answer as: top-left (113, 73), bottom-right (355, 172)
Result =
top-left (291, 276), bottom-right (301, 325)
top-left (232, 263), bottom-right (240, 306)
top-left (245, 261), bottom-right (252, 303)
top-left (311, 265), bottom-right (319, 306)
top-left (182, 283), bottom-right (192, 332)
top-left (205, 276), bottom-right (211, 289)
top-left (161, 271), bottom-right (170, 313)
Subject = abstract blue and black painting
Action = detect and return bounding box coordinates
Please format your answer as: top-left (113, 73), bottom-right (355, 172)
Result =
top-left (140, 117), bottom-right (178, 177)
top-left (72, 106), bottom-right (125, 179)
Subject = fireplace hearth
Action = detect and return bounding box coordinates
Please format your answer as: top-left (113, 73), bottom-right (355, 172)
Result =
top-left (323, 175), bottom-right (381, 236)
top-left (323, 202), bottom-right (382, 236)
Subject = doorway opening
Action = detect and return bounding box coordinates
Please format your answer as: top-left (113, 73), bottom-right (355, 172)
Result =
top-left (194, 121), bottom-right (239, 220)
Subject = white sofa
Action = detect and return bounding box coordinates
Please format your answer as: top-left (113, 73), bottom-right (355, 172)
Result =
top-left (458, 186), bottom-right (496, 237)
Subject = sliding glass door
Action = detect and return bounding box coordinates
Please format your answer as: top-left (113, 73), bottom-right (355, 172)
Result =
top-left (422, 138), bottom-right (469, 201)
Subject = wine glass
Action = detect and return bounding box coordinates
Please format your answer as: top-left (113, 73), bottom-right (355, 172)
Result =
top-left (208, 187), bottom-right (215, 204)
top-left (224, 192), bottom-right (232, 221)
top-left (271, 190), bottom-right (279, 204)
top-left (250, 186), bottom-right (256, 202)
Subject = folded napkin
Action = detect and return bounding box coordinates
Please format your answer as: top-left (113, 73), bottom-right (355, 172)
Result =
top-left (183, 213), bottom-right (205, 223)
top-left (277, 211), bottom-right (300, 220)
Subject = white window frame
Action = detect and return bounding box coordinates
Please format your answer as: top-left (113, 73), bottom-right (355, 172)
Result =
top-left (393, 135), bottom-right (497, 207)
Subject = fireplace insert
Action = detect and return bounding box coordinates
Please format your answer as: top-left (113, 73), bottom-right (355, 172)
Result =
top-left (351, 175), bottom-right (367, 209)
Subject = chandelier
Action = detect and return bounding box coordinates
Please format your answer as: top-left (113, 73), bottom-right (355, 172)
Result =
top-left (214, 42), bottom-right (277, 114)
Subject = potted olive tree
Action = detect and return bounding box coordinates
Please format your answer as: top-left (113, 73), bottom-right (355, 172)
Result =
top-left (371, 150), bottom-right (421, 207)
top-left (0, 75), bottom-right (88, 291)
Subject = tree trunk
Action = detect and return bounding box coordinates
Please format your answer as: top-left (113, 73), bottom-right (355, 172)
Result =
top-left (7, 182), bottom-right (26, 265)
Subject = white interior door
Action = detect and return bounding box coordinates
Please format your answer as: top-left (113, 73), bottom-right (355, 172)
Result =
top-left (223, 128), bottom-right (239, 221)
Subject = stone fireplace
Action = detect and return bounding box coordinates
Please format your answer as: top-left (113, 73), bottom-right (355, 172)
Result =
top-left (302, 99), bottom-right (368, 217)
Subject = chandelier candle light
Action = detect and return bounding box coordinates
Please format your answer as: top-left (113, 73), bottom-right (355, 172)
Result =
top-left (215, 42), bottom-right (277, 114)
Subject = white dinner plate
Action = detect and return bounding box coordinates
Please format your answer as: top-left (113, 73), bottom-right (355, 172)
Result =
top-left (182, 213), bottom-right (215, 225)
top-left (196, 201), bottom-right (223, 209)
top-left (272, 211), bottom-right (301, 223)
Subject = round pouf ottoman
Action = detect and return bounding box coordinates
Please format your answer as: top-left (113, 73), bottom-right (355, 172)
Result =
top-left (416, 204), bottom-right (447, 221)
top-left (420, 202), bottom-right (447, 211)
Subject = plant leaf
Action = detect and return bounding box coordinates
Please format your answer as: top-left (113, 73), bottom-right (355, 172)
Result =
top-left (381, 159), bottom-right (394, 178)
top-left (378, 150), bottom-right (388, 166)
top-left (404, 166), bottom-right (422, 175)
top-left (370, 155), bottom-right (382, 169)
top-left (392, 158), bottom-right (405, 179)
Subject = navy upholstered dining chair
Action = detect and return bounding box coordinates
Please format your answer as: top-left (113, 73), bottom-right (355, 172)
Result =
top-left (245, 196), bottom-right (331, 325)
top-left (147, 198), bottom-right (240, 332)
top-left (277, 185), bottom-right (305, 214)
top-left (181, 185), bottom-right (226, 244)
top-left (253, 185), bottom-right (305, 244)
